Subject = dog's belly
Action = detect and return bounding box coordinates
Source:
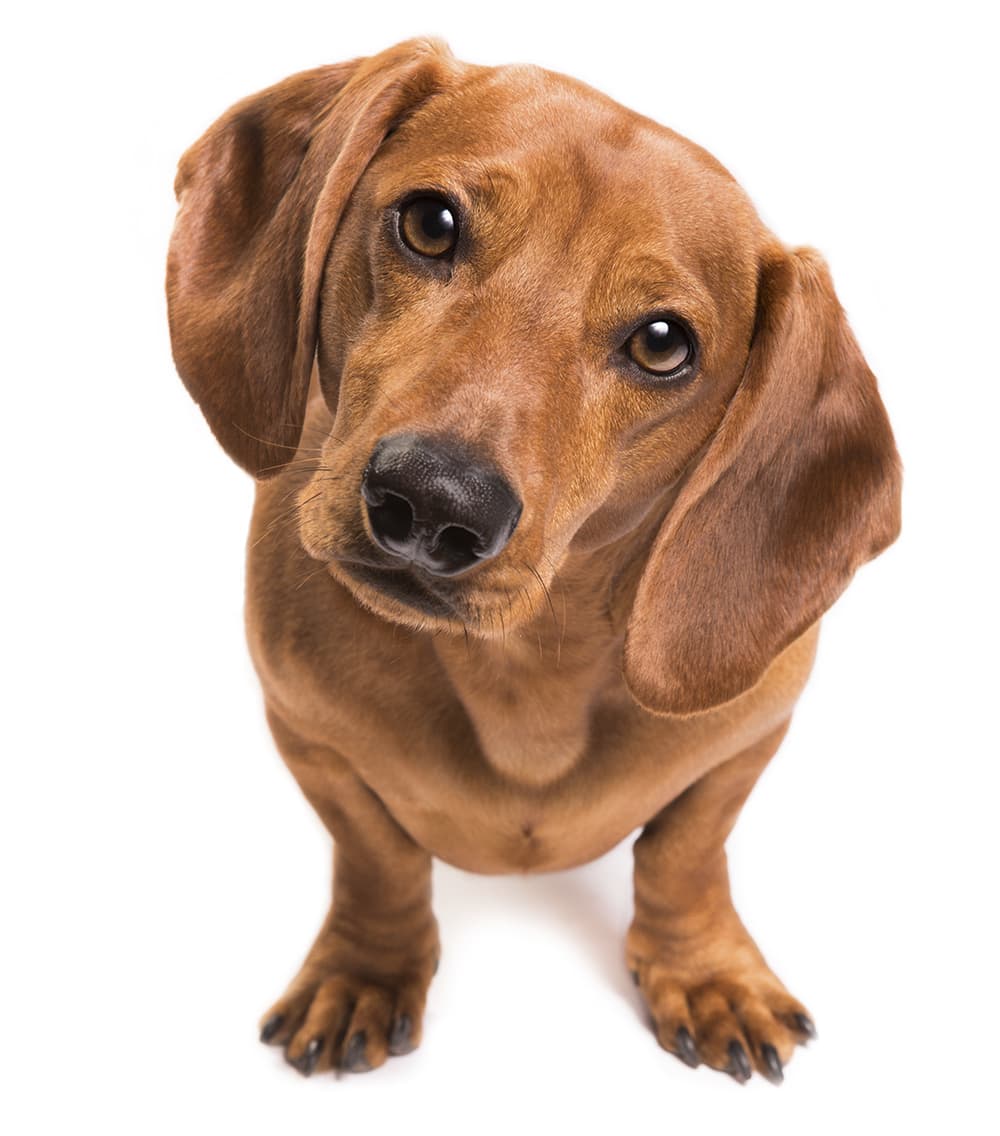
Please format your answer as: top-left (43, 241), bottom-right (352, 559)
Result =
top-left (255, 620), bottom-right (814, 877)
top-left (366, 672), bottom-right (804, 874)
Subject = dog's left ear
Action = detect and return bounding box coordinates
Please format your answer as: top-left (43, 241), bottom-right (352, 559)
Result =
top-left (167, 39), bottom-right (457, 476)
top-left (624, 246), bottom-right (902, 716)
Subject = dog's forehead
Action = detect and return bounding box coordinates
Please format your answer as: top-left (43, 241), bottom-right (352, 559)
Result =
top-left (384, 63), bottom-right (764, 286)
top-left (399, 69), bottom-right (745, 207)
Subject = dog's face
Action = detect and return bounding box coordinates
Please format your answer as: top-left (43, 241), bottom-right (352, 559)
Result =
top-left (301, 66), bottom-right (763, 635)
top-left (168, 40), bottom-right (901, 714)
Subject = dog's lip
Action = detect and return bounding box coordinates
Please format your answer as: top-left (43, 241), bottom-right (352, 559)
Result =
top-left (336, 557), bottom-right (458, 618)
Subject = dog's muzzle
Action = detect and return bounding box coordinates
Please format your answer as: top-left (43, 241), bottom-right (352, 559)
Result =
top-left (361, 433), bottom-right (522, 577)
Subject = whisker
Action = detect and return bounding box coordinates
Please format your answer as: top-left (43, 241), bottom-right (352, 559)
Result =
top-left (255, 456), bottom-right (324, 476)
top-left (250, 491), bottom-right (323, 550)
top-left (527, 564), bottom-right (559, 643)
top-left (275, 420), bottom-right (331, 443)
top-left (275, 484), bottom-right (305, 509)
top-left (505, 586), bottom-right (518, 648)
top-left (294, 561), bottom-right (332, 591)
top-left (250, 510), bottom-right (295, 550)
top-left (231, 421), bottom-right (314, 453)
top-left (535, 552), bottom-right (568, 664)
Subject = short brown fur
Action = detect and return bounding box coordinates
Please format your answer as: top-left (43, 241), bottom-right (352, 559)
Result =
top-left (168, 39), bottom-right (901, 1082)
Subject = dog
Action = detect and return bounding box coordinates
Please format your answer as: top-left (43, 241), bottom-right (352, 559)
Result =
top-left (167, 38), bottom-right (901, 1083)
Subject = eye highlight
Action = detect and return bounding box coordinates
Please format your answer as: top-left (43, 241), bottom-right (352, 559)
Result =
top-left (398, 195), bottom-right (458, 259)
top-left (626, 319), bottom-right (694, 378)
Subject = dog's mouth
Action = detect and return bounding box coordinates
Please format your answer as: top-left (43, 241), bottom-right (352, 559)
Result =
top-left (323, 546), bottom-right (543, 639)
top-left (338, 558), bottom-right (458, 620)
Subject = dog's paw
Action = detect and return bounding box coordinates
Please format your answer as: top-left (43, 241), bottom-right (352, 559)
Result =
top-left (259, 940), bottom-right (438, 1075)
top-left (629, 952), bottom-right (815, 1084)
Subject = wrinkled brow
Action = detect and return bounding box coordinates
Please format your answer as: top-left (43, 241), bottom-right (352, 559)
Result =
top-left (375, 157), bottom-right (524, 208)
top-left (585, 253), bottom-right (720, 352)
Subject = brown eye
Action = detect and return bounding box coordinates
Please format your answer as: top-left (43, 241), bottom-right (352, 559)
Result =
top-left (627, 319), bottom-right (693, 376)
top-left (398, 196), bottom-right (458, 258)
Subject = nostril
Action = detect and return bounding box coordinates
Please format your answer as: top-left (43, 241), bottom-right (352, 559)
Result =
top-left (433, 524), bottom-right (483, 565)
top-left (361, 434), bottom-right (521, 576)
top-left (367, 492), bottom-right (414, 545)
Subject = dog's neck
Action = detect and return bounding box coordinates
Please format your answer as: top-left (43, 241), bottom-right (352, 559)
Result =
top-left (431, 497), bottom-right (668, 788)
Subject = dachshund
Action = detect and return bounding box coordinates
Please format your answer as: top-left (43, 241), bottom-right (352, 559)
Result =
top-left (167, 38), bottom-right (901, 1083)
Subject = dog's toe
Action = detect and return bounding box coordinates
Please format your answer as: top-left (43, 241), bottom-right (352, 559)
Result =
top-left (287, 1035), bottom-right (325, 1077)
top-left (635, 958), bottom-right (813, 1084)
top-left (262, 960), bottom-right (432, 1077)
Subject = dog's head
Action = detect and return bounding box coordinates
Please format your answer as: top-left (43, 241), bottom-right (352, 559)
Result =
top-left (168, 39), bottom-right (901, 716)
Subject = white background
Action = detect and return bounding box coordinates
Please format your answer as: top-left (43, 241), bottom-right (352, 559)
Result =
top-left (3, 1), bottom-right (997, 1132)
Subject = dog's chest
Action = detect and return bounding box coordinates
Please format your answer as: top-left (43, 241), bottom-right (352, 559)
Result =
top-left (433, 633), bottom-right (622, 789)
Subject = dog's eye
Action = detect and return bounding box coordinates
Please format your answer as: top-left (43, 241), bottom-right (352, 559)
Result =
top-left (398, 196), bottom-right (458, 258)
top-left (626, 319), bottom-right (694, 377)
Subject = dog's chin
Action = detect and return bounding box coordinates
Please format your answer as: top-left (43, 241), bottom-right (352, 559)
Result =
top-left (327, 557), bottom-right (509, 638)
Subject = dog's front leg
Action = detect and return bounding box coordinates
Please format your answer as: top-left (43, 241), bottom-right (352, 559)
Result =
top-left (627, 721), bottom-right (816, 1084)
top-left (258, 707), bottom-right (439, 1075)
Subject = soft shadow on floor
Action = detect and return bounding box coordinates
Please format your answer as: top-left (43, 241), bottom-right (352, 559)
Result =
top-left (431, 834), bottom-right (646, 1016)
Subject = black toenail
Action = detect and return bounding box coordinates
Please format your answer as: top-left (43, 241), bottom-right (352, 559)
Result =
top-left (726, 1039), bottom-right (752, 1083)
top-left (791, 1012), bottom-right (818, 1039)
top-left (675, 1026), bottom-right (700, 1068)
top-left (761, 1043), bottom-right (784, 1084)
top-left (343, 1031), bottom-right (371, 1072)
top-left (260, 1014), bottom-right (284, 1044)
top-left (290, 1036), bottom-right (323, 1076)
top-left (389, 1014), bottom-right (414, 1056)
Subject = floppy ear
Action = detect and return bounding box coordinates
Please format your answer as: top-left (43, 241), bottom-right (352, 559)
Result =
top-left (166, 38), bottom-right (456, 475)
top-left (624, 246), bottom-right (902, 716)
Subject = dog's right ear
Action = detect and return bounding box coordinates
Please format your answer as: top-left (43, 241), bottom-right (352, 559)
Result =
top-left (624, 246), bottom-right (902, 716)
top-left (166, 39), bottom-right (456, 476)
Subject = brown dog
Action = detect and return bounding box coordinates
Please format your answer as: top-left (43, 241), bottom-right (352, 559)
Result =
top-left (167, 38), bottom-right (901, 1083)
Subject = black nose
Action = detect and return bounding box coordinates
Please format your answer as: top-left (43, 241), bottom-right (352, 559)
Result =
top-left (361, 433), bottom-right (522, 577)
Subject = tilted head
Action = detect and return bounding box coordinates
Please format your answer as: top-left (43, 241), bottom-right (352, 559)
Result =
top-left (167, 38), bottom-right (901, 716)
